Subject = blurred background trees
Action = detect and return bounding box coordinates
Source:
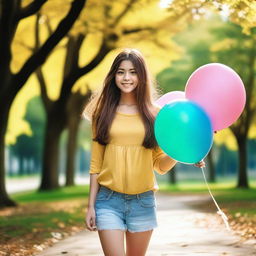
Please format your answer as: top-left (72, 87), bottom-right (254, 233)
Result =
top-left (0, 0), bottom-right (86, 206)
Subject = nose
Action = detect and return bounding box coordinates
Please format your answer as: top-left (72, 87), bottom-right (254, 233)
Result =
top-left (124, 72), bottom-right (131, 80)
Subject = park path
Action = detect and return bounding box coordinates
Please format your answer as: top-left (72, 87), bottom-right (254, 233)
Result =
top-left (37, 193), bottom-right (256, 256)
top-left (6, 176), bottom-right (89, 194)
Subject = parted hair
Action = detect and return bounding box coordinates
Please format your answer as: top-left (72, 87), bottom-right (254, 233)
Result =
top-left (83, 49), bottom-right (159, 149)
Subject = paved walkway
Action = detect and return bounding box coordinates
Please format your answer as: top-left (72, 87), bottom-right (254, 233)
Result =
top-left (6, 175), bottom-right (89, 194)
top-left (36, 193), bottom-right (256, 256)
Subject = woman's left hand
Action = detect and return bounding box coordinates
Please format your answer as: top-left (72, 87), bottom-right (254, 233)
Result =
top-left (194, 160), bottom-right (205, 168)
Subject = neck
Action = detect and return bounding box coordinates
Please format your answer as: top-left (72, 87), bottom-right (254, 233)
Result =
top-left (119, 92), bottom-right (137, 105)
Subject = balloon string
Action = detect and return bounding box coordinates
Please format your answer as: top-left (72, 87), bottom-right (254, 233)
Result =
top-left (200, 167), bottom-right (231, 231)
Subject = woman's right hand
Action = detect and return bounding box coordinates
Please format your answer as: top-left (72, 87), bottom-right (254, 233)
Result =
top-left (85, 207), bottom-right (97, 231)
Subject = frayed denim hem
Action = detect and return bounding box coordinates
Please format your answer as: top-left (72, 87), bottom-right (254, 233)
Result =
top-left (127, 225), bottom-right (157, 233)
top-left (97, 228), bottom-right (126, 232)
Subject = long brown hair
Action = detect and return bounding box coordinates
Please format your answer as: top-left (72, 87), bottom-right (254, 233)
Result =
top-left (84, 49), bottom-right (159, 149)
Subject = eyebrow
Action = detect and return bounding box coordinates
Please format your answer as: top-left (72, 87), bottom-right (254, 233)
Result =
top-left (117, 68), bottom-right (136, 71)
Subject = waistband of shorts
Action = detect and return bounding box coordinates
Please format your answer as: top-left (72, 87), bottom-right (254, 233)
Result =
top-left (99, 186), bottom-right (154, 199)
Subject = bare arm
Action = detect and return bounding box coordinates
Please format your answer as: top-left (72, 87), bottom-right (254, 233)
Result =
top-left (159, 156), bottom-right (206, 171)
top-left (86, 174), bottom-right (100, 231)
top-left (159, 155), bottom-right (177, 173)
top-left (88, 174), bottom-right (100, 207)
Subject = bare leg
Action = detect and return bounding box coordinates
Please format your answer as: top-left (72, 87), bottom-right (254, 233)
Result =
top-left (98, 230), bottom-right (125, 256)
top-left (126, 230), bottom-right (153, 256)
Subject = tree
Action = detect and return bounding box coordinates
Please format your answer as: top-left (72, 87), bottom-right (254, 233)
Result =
top-left (0, 0), bottom-right (86, 207)
top-left (210, 24), bottom-right (256, 188)
top-left (28, 0), bottom-right (194, 190)
top-left (164, 0), bottom-right (256, 187)
top-left (33, 11), bottom-right (118, 190)
top-left (167, 0), bottom-right (256, 34)
top-left (156, 16), bottom-right (223, 183)
top-left (65, 91), bottom-right (91, 186)
top-left (9, 96), bottom-right (45, 175)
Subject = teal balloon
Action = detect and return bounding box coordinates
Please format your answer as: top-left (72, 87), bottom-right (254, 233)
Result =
top-left (154, 100), bottom-right (213, 164)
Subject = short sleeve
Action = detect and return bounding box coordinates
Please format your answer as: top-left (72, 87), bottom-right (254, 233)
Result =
top-left (152, 146), bottom-right (176, 175)
top-left (89, 123), bottom-right (106, 174)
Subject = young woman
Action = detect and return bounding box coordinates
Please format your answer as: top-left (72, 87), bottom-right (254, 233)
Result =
top-left (84, 49), bottom-right (205, 256)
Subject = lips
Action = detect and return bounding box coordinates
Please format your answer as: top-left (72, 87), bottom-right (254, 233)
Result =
top-left (122, 84), bottom-right (133, 89)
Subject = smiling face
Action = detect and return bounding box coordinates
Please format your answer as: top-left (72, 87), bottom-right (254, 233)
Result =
top-left (115, 60), bottom-right (138, 94)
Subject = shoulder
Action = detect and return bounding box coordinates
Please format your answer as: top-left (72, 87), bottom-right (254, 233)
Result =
top-left (149, 104), bottom-right (161, 117)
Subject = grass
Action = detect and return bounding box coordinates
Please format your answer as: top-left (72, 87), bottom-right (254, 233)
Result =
top-left (6, 173), bottom-right (40, 179)
top-left (159, 180), bottom-right (256, 214)
top-left (159, 178), bottom-right (256, 192)
top-left (0, 185), bottom-right (90, 255)
top-left (12, 185), bottom-right (90, 202)
top-left (1, 210), bottom-right (80, 237)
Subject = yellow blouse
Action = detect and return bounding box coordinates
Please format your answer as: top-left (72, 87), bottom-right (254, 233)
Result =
top-left (89, 111), bottom-right (176, 194)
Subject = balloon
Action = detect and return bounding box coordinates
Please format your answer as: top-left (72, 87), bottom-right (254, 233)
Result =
top-left (154, 100), bottom-right (213, 164)
top-left (185, 63), bottom-right (246, 131)
top-left (155, 91), bottom-right (185, 107)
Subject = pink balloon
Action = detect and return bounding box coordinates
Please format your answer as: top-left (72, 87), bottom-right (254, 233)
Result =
top-left (185, 63), bottom-right (246, 131)
top-left (155, 91), bottom-right (185, 107)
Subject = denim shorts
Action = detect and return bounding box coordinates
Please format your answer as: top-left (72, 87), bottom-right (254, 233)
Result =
top-left (95, 186), bottom-right (157, 233)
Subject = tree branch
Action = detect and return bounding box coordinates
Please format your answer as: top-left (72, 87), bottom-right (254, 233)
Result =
top-left (123, 27), bottom-right (153, 34)
top-left (34, 12), bottom-right (52, 111)
top-left (13, 0), bottom-right (86, 93)
top-left (58, 38), bottom-right (112, 102)
top-left (35, 68), bottom-right (53, 111)
top-left (77, 38), bottom-right (111, 77)
top-left (45, 15), bottom-right (54, 35)
top-left (16, 0), bottom-right (47, 21)
top-left (14, 40), bottom-right (34, 51)
top-left (63, 33), bottom-right (85, 78)
top-left (0, 0), bottom-right (17, 80)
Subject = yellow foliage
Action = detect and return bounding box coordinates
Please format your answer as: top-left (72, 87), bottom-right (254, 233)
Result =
top-left (73, 38), bottom-right (181, 93)
top-left (249, 124), bottom-right (256, 139)
top-left (205, 0), bottom-right (256, 34)
top-left (73, 49), bottom-right (122, 92)
top-left (73, 1), bottom-right (183, 92)
top-left (40, 0), bottom-right (71, 23)
top-left (8, 0), bottom-right (186, 143)
top-left (78, 32), bottom-right (104, 68)
top-left (214, 128), bottom-right (237, 151)
top-left (8, 0), bottom-right (255, 148)
top-left (120, 1), bottom-right (170, 27)
top-left (225, 0), bottom-right (256, 34)
top-left (6, 75), bottom-right (39, 145)
top-left (210, 38), bottom-right (236, 52)
top-left (11, 16), bottom-right (36, 73)
top-left (41, 42), bottom-right (66, 100)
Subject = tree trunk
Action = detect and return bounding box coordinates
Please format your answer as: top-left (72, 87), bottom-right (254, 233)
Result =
top-left (236, 135), bottom-right (249, 188)
top-left (0, 102), bottom-right (16, 207)
top-left (39, 110), bottom-right (66, 190)
top-left (65, 116), bottom-right (80, 186)
top-left (19, 157), bottom-right (23, 175)
top-left (65, 91), bottom-right (91, 186)
top-left (0, 0), bottom-right (86, 205)
top-left (207, 148), bottom-right (216, 182)
top-left (169, 166), bottom-right (176, 184)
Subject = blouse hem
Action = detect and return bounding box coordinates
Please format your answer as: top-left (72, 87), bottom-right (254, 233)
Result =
top-left (98, 184), bottom-right (158, 195)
